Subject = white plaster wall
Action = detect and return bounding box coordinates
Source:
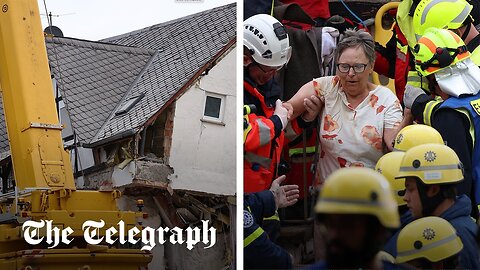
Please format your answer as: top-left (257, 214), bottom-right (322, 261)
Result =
top-left (169, 46), bottom-right (236, 195)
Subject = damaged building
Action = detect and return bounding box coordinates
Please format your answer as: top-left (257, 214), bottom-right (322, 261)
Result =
top-left (0, 3), bottom-right (236, 269)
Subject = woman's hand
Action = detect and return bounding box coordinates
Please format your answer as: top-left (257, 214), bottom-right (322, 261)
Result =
top-left (384, 108), bottom-right (414, 151)
top-left (302, 95), bottom-right (324, 122)
top-left (333, 75), bottom-right (341, 87)
top-left (286, 80), bottom-right (318, 119)
top-left (403, 107), bottom-right (413, 122)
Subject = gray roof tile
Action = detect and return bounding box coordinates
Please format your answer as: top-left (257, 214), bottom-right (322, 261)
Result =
top-left (0, 3), bottom-right (236, 155)
top-left (0, 39), bottom-right (151, 154)
top-left (46, 37), bottom-right (154, 143)
top-left (92, 3), bottom-right (236, 144)
top-left (0, 38), bottom-right (154, 153)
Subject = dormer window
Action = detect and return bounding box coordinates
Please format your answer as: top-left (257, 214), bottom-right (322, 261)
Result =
top-left (115, 93), bottom-right (145, 115)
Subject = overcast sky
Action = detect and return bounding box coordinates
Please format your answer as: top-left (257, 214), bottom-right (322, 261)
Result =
top-left (38, 0), bottom-right (236, 41)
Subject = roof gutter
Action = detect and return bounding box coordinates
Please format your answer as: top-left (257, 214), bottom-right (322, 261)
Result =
top-left (142, 37), bottom-right (236, 129)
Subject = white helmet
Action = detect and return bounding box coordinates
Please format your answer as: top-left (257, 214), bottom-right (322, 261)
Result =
top-left (244, 14), bottom-right (292, 67)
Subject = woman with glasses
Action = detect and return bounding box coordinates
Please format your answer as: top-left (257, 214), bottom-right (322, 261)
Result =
top-left (284, 29), bottom-right (413, 186)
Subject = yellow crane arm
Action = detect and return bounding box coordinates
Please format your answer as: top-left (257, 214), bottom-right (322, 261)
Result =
top-left (0, 0), bottom-right (75, 190)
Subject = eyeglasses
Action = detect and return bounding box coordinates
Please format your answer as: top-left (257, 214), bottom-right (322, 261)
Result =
top-left (336, 63), bottom-right (368, 74)
top-left (255, 62), bottom-right (284, 74)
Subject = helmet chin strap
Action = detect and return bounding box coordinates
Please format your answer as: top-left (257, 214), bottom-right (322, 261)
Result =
top-left (409, 0), bottom-right (422, 16)
top-left (461, 22), bottom-right (471, 41)
top-left (416, 179), bottom-right (445, 217)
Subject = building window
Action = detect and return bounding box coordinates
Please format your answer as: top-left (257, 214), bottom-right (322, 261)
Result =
top-left (202, 92), bottom-right (225, 124)
top-left (115, 93), bottom-right (145, 116)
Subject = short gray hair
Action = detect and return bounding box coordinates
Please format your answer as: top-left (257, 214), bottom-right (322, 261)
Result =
top-left (334, 29), bottom-right (376, 65)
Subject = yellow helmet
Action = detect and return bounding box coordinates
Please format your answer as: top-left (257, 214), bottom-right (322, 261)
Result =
top-left (396, 216), bottom-right (463, 263)
top-left (414, 28), bottom-right (470, 76)
top-left (396, 143), bottom-right (463, 185)
top-left (393, 124), bottom-right (444, 152)
top-left (413, 0), bottom-right (472, 40)
top-left (315, 167), bottom-right (400, 228)
top-left (375, 152), bottom-right (406, 206)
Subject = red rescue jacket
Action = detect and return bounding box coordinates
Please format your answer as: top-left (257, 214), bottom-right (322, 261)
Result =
top-left (244, 81), bottom-right (285, 193)
top-left (375, 23), bottom-right (411, 102)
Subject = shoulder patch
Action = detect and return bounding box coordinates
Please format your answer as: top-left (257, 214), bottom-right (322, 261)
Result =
top-left (470, 99), bottom-right (480, 116)
top-left (244, 210), bottom-right (254, 228)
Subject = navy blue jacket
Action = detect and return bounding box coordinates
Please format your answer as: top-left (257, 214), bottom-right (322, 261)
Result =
top-left (244, 191), bottom-right (292, 269)
top-left (383, 195), bottom-right (479, 269)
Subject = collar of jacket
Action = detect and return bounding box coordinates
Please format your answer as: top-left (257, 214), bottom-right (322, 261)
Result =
top-left (244, 67), bottom-right (282, 107)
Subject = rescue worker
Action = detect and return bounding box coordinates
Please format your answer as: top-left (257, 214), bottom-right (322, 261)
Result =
top-left (376, 125), bottom-right (444, 225)
top-left (392, 124), bottom-right (444, 152)
top-left (396, 216), bottom-right (464, 269)
top-left (244, 14), bottom-right (318, 193)
top-left (307, 167), bottom-right (405, 269)
top-left (413, 0), bottom-right (480, 64)
top-left (375, 0), bottom-right (426, 102)
top-left (244, 175), bottom-right (300, 269)
top-left (375, 152), bottom-right (409, 217)
top-left (383, 143), bottom-right (480, 269)
top-left (405, 0), bottom-right (480, 124)
top-left (244, 14), bottom-right (318, 243)
top-left (410, 28), bottom-right (480, 218)
top-left (376, 0), bottom-right (480, 102)
top-left (374, 152), bottom-right (413, 265)
top-left (243, 14), bottom-right (292, 194)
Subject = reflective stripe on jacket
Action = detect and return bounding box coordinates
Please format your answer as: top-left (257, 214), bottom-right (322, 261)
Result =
top-left (439, 94), bottom-right (480, 203)
top-left (244, 191), bottom-right (292, 269)
top-left (244, 81), bottom-right (284, 193)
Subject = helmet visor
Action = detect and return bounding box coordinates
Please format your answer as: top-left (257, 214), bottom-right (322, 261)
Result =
top-left (435, 58), bottom-right (480, 97)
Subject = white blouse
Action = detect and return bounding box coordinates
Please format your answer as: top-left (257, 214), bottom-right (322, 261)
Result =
top-left (313, 76), bottom-right (403, 184)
